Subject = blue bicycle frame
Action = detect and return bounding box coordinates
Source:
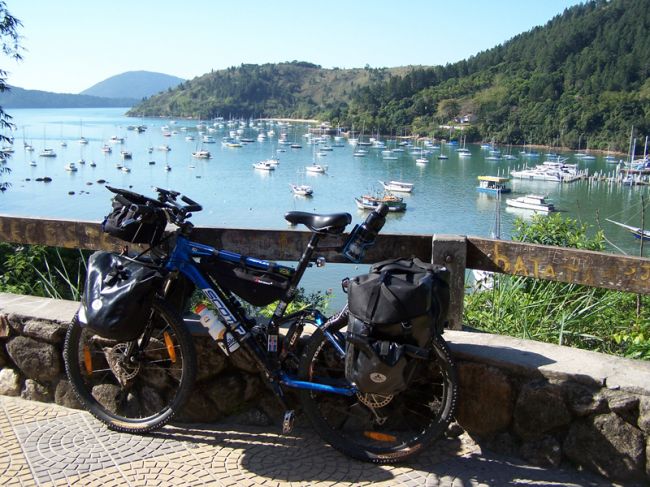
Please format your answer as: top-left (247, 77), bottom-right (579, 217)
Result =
top-left (164, 233), bottom-right (357, 398)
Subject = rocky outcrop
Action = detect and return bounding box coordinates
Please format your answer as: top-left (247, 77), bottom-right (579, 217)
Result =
top-left (564, 413), bottom-right (645, 482)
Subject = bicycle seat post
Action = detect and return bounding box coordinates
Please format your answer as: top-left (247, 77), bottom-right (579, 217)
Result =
top-left (267, 231), bottom-right (321, 361)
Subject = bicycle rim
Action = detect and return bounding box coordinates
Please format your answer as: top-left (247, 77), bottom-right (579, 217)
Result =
top-left (64, 299), bottom-right (196, 433)
top-left (298, 321), bottom-right (458, 463)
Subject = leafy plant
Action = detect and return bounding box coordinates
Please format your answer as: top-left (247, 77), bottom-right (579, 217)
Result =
top-left (464, 214), bottom-right (650, 360)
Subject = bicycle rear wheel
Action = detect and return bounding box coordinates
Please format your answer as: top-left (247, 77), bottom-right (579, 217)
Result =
top-left (298, 319), bottom-right (457, 463)
top-left (64, 299), bottom-right (197, 433)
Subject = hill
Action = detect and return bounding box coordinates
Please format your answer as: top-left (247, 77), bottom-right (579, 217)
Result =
top-left (127, 0), bottom-right (650, 152)
top-left (127, 61), bottom-right (408, 119)
top-left (0, 86), bottom-right (137, 109)
top-left (81, 71), bottom-right (185, 100)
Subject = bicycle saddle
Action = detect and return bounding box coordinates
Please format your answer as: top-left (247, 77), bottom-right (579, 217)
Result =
top-left (284, 211), bottom-right (352, 234)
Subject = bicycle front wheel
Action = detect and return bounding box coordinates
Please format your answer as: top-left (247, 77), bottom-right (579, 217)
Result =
top-left (298, 319), bottom-right (458, 463)
top-left (64, 299), bottom-right (197, 433)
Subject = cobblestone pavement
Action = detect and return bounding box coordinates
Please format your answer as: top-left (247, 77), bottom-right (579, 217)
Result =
top-left (0, 395), bottom-right (613, 486)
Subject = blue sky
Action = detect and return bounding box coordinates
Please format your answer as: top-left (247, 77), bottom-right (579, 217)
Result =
top-left (7, 0), bottom-right (583, 94)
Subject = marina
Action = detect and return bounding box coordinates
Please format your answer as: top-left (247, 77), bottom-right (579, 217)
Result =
top-left (0, 107), bottom-right (648, 261)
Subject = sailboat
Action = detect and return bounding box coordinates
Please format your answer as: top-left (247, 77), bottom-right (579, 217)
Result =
top-left (606, 219), bottom-right (650, 241)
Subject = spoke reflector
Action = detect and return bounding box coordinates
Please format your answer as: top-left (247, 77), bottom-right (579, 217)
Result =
top-left (83, 345), bottom-right (93, 375)
top-left (164, 332), bottom-right (177, 363)
top-left (364, 431), bottom-right (397, 442)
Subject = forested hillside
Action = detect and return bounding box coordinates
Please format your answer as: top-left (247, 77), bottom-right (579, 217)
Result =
top-left (128, 0), bottom-right (650, 152)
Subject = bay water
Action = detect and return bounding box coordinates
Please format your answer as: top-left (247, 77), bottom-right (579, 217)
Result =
top-left (2, 108), bottom-right (648, 308)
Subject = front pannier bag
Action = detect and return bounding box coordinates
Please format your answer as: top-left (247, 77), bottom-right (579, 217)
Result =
top-left (345, 258), bottom-right (450, 394)
top-left (78, 251), bottom-right (163, 341)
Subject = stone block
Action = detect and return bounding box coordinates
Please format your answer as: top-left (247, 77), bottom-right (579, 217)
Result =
top-left (520, 435), bottom-right (562, 468)
top-left (54, 379), bottom-right (82, 410)
top-left (562, 381), bottom-right (607, 417)
top-left (205, 373), bottom-right (244, 415)
top-left (193, 336), bottom-right (227, 382)
top-left (637, 395), bottom-right (650, 434)
top-left (564, 412), bottom-right (645, 482)
top-left (514, 381), bottom-right (571, 440)
top-left (0, 367), bottom-right (21, 396)
top-left (22, 320), bottom-right (67, 345)
top-left (6, 336), bottom-right (62, 383)
top-left (603, 389), bottom-right (640, 426)
top-left (456, 362), bottom-right (513, 436)
top-left (21, 379), bottom-right (51, 402)
top-left (177, 391), bottom-right (221, 423)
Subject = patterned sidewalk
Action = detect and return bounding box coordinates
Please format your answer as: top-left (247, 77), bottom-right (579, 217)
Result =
top-left (0, 395), bottom-right (611, 487)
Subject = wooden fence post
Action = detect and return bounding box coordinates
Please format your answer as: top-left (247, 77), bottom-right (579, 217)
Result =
top-left (432, 234), bottom-right (467, 331)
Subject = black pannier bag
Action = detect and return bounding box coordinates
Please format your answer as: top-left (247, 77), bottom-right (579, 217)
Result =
top-left (345, 257), bottom-right (450, 394)
top-left (101, 192), bottom-right (167, 246)
top-left (199, 255), bottom-right (293, 307)
top-left (78, 251), bottom-right (163, 341)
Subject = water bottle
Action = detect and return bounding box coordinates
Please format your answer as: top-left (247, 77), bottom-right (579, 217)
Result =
top-left (194, 303), bottom-right (240, 355)
top-left (343, 204), bottom-right (389, 262)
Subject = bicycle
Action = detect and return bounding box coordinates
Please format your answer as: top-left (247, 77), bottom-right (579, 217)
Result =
top-left (64, 185), bottom-right (458, 463)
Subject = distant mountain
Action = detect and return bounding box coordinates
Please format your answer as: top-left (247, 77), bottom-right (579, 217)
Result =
top-left (0, 86), bottom-right (137, 109)
top-left (81, 71), bottom-right (185, 100)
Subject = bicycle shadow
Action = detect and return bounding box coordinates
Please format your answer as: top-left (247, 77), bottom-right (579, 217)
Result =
top-left (149, 422), bottom-right (477, 484)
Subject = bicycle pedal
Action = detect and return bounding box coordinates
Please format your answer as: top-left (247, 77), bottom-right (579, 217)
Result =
top-left (282, 410), bottom-right (295, 434)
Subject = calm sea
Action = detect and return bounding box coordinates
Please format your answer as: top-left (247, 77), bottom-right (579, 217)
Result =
top-left (2, 108), bottom-right (648, 306)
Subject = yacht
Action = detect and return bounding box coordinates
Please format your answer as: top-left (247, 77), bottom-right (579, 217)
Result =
top-left (506, 194), bottom-right (555, 212)
top-left (379, 180), bottom-right (414, 193)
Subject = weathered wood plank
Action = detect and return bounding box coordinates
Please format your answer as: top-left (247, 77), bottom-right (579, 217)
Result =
top-left (467, 237), bottom-right (650, 295)
top-left (431, 235), bottom-right (467, 330)
top-left (0, 215), bottom-right (649, 295)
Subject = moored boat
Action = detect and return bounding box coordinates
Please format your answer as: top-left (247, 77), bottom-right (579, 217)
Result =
top-left (505, 194), bottom-right (555, 212)
top-left (305, 164), bottom-right (327, 173)
top-left (606, 219), bottom-right (650, 241)
top-left (39, 148), bottom-right (57, 157)
top-left (379, 180), bottom-right (414, 193)
top-left (253, 161), bottom-right (275, 171)
top-left (476, 175), bottom-right (511, 194)
top-left (289, 183), bottom-right (313, 196)
top-left (355, 193), bottom-right (407, 212)
top-left (192, 150), bottom-right (211, 159)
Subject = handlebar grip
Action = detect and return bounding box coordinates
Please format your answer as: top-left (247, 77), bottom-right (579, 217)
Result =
top-left (181, 194), bottom-right (202, 212)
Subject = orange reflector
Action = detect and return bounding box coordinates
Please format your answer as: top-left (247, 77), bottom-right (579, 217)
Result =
top-left (83, 345), bottom-right (93, 375)
top-left (164, 332), bottom-right (177, 363)
top-left (364, 431), bottom-right (397, 442)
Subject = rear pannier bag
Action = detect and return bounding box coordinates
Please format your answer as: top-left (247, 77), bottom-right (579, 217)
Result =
top-left (345, 257), bottom-right (450, 394)
top-left (199, 255), bottom-right (293, 307)
top-left (101, 193), bottom-right (167, 246)
top-left (78, 251), bottom-right (163, 341)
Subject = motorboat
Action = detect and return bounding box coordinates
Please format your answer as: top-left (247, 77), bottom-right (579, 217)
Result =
top-left (120, 151), bottom-right (132, 160)
top-left (290, 184), bottom-right (313, 196)
top-left (379, 180), bottom-right (414, 193)
top-left (192, 150), bottom-right (211, 159)
top-left (101, 145), bottom-right (112, 153)
top-left (305, 164), bottom-right (327, 173)
top-left (505, 194), bottom-right (555, 212)
top-left (39, 148), bottom-right (57, 157)
top-left (157, 145), bottom-right (171, 152)
top-left (253, 161), bottom-right (275, 171)
top-left (64, 162), bottom-right (78, 172)
top-left (476, 176), bottom-right (511, 194)
top-left (355, 192), bottom-right (407, 212)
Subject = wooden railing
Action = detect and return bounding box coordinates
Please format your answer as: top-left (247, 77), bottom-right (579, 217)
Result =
top-left (0, 215), bottom-right (648, 329)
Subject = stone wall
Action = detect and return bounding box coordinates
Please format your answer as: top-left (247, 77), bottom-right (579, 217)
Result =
top-left (0, 292), bottom-right (648, 484)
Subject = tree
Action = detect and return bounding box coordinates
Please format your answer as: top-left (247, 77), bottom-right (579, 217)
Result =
top-left (0, 1), bottom-right (22, 191)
